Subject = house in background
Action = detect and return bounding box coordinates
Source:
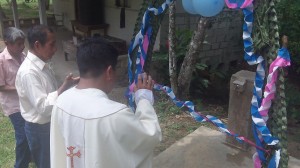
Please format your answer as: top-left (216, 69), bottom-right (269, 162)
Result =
top-left (52, 0), bottom-right (243, 70)
top-left (52, 0), bottom-right (162, 50)
top-left (0, 0), bottom-right (243, 70)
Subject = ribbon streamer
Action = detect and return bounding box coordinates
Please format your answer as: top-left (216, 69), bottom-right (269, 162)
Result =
top-left (153, 84), bottom-right (270, 152)
top-left (127, 1), bottom-right (290, 167)
top-left (259, 48), bottom-right (291, 120)
top-left (225, 1), bottom-right (291, 167)
top-left (225, 0), bottom-right (253, 9)
top-left (127, 0), bottom-right (173, 109)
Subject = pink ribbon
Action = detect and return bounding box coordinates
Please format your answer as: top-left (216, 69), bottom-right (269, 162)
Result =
top-left (259, 57), bottom-right (291, 117)
top-left (253, 152), bottom-right (262, 168)
top-left (225, 0), bottom-right (253, 9)
top-left (129, 33), bottom-right (150, 93)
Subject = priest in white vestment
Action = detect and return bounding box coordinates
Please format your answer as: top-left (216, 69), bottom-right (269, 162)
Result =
top-left (50, 38), bottom-right (162, 168)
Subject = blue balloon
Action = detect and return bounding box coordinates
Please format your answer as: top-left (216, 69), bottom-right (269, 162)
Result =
top-left (182, 0), bottom-right (197, 15)
top-left (192, 0), bottom-right (225, 17)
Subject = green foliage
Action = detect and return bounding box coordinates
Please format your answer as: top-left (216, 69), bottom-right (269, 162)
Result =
top-left (0, 0), bottom-right (39, 19)
top-left (191, 63), bottom-right (226, 95)
top-left (174, 29), bottom-right (194, 62)
top-left (153, 29), bottom-right (194, 63)
top-left (0, 0), bottom-right (53, 19)
top-left (0, 113), bottom-right (15, 167)
top-left (276, 0), bottom-right (300, 121)
top-left (253, 0), bottom-right (271, 51)
top-left (154, 92), bottom-right (182, 116)
top-left (285, 81), bottom-right (300, 120)
top-left (153, 29), bottom-right (225, 95)
top-left (276, 0), bottom-right (300, 74)
top-left (195, 62), bottom-right (208, 71)
top-left (193, 63), bottom-right (210, 91)
top-left (152, 29), bottom-right (194, 85)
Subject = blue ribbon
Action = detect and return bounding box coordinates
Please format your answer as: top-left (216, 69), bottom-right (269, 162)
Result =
top-left (127, 1), bottom-right (287, 167)
top-left (127, 0), bottom-right (173, 110)
top-left (241, 4), bottom-right (281, 166)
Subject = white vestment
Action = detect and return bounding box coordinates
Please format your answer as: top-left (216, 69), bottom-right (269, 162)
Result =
top-left (50, 87), bottom-right (161, 168)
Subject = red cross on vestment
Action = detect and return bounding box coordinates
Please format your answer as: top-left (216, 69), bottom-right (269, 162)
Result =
top-left (67, 146), bottom-right (81, 168)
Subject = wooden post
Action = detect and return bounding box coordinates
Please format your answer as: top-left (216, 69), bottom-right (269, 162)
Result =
top-left (11, 0), bottom-right (20, 28)
top-left (38, 0), bottom-right (48, 25)
top-left (0, 4), bottom-right (5, 37)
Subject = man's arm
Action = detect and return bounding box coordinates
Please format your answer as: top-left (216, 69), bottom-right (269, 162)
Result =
top-left (57, 73), bottom-right (80, 96)
top-left (0, 60), bottom-right (16, 92)
top-left (0, 60), bottom-right (13, 92)
top-left (18, 72), bottom-right (79, 116)
top-left (110, 73), bottom-right (161, 163)
top-left (109, 100), bottom-right (161, 168)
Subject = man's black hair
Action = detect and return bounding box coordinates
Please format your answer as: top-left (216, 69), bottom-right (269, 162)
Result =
top-left (76, 38), bottom-right (119, 78)
top-left (27, 25), bottom-right (54, 49)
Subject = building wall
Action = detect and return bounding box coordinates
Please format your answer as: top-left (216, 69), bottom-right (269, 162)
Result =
top-left (52, 0), bottom-right (161, 49)
top-left (52, 0), bottom-right (243, 67)
top-left (52, 0), bottom-right (76, 30)
top-left (160, 1), bottom-right (244, 70)
top-left (104, 0), bottom-right (138, 45)
top-left (104, 0), bottom-right (161, 49)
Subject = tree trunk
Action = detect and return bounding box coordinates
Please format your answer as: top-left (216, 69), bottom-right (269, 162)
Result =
top-left (177, 17), bottom-right (208, 99)
top-left (168, 1), bottom-right (178, 94)
top-left (11, 0), bottom-right (19, 28)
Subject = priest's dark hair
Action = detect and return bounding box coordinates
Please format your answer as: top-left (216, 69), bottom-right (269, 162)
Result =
top-left (76, 38), bottom-right (119, 78)
top-left (27, 25), bottom-right (54, 49)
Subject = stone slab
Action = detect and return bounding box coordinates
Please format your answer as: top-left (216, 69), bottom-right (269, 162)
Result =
top-left (153, 126), bottom-right (300, 168)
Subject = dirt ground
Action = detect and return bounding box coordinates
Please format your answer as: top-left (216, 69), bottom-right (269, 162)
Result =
top-left (153, 94), bottom-right (300, 159)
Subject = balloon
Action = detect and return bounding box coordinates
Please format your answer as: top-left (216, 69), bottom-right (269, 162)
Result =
top-left (192, 0), bottom-right (225, 17)
top-left (182, 0), bottom-right (197, 15)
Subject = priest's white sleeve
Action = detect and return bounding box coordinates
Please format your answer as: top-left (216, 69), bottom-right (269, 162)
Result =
top-left (111, 98), bottom-right (162, 167)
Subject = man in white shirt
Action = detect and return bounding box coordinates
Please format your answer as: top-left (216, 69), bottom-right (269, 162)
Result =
top-left (15, 25), bottom-right (79, 168)
top-left (50, 38), bottom-right (162, 168)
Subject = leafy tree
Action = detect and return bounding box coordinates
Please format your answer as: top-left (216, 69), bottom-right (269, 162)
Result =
top-left (276, 0), bottom-right (300, 74)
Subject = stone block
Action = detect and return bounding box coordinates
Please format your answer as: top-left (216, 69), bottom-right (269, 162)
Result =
top-left (226, 70), bottom-right (255, 151)
top-left (202, 44), bottom-right (212, 51)
top-left (206, 50), bottom-right (215, 57)
top-left (220, 42), bottom-right (230, 48)
top-left (207, 32), bottom-right (218, 43)
top-left (214, 49), bottom-right (223, 57)
top-left (212, 43), bottom-right (220, 50)
top-left (176, 17), bottom-right (185, 25)
top-left (218, 22), bottom-right (227, 28)
top-left (217, 33), bottom-right (226, 42)
top-left (198, 52), bottom-right (206, 58)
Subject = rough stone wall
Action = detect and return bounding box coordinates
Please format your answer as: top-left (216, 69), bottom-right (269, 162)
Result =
top-left (159, 8), bottom-right (244, 71)
top-left (115, 7), bottom-right (245, 87)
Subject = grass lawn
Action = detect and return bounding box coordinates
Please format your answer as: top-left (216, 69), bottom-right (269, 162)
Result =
top-left (0, 0), bottom-right (53, 19)
top-left (0, 112), bottom-right (36, 167)
top-left (0, 112), bottom-right (15, 167)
